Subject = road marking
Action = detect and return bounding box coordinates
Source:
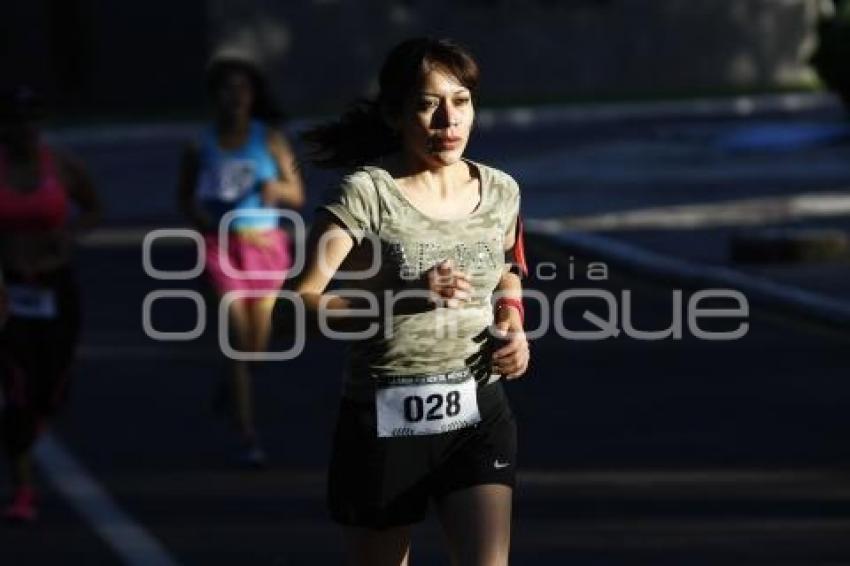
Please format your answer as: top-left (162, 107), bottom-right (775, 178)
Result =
top-left (80, 188), bottom-right (850, 249)
top-left (527, 227), bottom-right (850, 332)
top-left (33, 433), bottom-right (182, 566)
top-left (529, 191), bottom-right (850, 232)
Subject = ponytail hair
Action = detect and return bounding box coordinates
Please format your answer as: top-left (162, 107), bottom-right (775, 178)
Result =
top-left (303, 37), bottom-right (479, 169)
top-left (301, 99), bottom-right (399, 168)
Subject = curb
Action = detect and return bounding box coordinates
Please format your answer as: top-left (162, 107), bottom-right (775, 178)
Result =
top-left (526, 227), bottom-right (850, 333)
top-left (476, 92), bottom-right (841, 129)
top-left (45, 92), bottom-right (841, 146)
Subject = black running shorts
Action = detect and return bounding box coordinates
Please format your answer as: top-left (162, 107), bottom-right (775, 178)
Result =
top-left (327, 379), bottom-right (517, 529)
top-left (0, 266), bottom-right (80, 416)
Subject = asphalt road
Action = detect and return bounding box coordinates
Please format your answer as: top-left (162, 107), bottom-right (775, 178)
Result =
top-left (4, 109), bottom-right (850, 564)
top-left (3, 235), bottom-right (849, 565)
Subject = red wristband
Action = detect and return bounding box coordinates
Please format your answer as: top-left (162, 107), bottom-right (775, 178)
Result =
top-left (495, 297), bottom-right (524, 325)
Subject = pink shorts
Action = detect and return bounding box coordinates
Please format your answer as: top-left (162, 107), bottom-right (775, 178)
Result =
top-left (203, 229), bottom-right (291, 299)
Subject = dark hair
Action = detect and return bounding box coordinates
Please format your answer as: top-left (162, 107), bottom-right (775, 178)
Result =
top-left (303, 37), bottom-right (480, 168)
top-left (206, 57), bottom-right (284, 124)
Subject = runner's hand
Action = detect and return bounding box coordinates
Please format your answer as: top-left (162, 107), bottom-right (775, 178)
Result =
top-left (424, 260), bottom-right (472, 309)
top-left (492, 311), bottom-right (529, 380)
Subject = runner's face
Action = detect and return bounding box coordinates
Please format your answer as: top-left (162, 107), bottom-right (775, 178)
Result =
top-left (216, 71), bottom-right (254, 122)
top-left (397, 68), bottom-right (474, 169)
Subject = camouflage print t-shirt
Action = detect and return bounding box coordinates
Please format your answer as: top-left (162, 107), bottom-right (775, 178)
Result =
top-left (321, 158), bottom-right (521, 400)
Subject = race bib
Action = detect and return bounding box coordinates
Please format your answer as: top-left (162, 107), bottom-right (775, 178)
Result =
top-left (375, 371), bottom-right (480, 437)
top-left (6, 285), bottom-right (58, 319)
top-left (198, 159), bottom-right (257, 202)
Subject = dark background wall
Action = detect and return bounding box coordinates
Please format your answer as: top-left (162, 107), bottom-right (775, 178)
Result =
top-left (1, 0), bottom-right (822, 119)
top-left (1, 0), bottom-right (208, 117)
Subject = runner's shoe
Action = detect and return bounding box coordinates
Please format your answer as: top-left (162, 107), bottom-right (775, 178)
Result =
top-left (239, 444), bottom-right (268, 469)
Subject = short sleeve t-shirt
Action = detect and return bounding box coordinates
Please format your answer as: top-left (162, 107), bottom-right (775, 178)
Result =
top-left (320, 159), bottom-right (521, 400)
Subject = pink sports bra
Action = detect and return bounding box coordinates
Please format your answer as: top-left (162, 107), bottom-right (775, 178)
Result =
top-left (0, 147), bottom-right (69, 231)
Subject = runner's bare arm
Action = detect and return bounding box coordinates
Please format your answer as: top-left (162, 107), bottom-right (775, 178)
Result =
top-left (492, 223), bottom-right (529, 379)
top-left (264, 129), bottom-right (305, 209)
top-left (496, 215), bottom-right (524, 323)
top-left (57, 151), bottom-right (101, 234)
top-left (273, 213), bottom-right (364, 335)
top-left (176, 143), bottom-right (210, 231)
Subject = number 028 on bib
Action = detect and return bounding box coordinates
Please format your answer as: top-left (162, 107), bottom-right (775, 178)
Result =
top-left (375, 377), bottom-right (480, 438)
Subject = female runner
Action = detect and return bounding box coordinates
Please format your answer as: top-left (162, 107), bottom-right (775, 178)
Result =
top-left (178, 56), bottom-right (304, 466)
top-left (0, 86), bottom-right (101, 522)
top-left (278, 38), bottom-right (529, 565)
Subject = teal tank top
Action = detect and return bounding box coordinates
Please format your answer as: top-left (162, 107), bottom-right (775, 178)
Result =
top-left (196, 120), bottom-right (280, 231)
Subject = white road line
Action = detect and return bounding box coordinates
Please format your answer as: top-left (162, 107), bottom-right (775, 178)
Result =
top-left (530, 191), bottom-right (850, 232)
top-left (475, 92), bottom-right (839, 129)
top-left (530, 227), bottom-right (850, 330)
top-left (80, 188), bottom-right (850, 249)
top-left (33, 433), bottom-right (182, 566)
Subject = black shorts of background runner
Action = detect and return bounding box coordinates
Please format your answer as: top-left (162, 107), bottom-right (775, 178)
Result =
top-left (1, 266), bottom-right (80, 456)
top-left (328, 380), bottom-right (517, 529)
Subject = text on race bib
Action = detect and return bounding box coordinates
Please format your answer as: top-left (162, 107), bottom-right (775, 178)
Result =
top-left (198, 158), bottom-right (257, 202)
top-left (6, 285), bottom-right (58, 319)
top-left (376, 375), bottom-right (480, 437)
